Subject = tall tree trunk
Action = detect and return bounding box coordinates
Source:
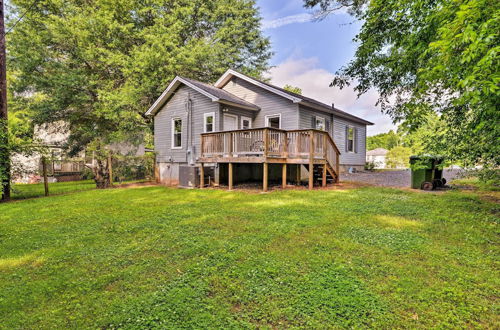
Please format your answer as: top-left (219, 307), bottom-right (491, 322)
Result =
top-left (93, 157), bottom-right (111, 189)
top-left (0, 0), bottom-right (9, 202)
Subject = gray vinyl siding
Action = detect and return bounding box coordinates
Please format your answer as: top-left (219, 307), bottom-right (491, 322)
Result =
top-left (298, 105), bottom-right (334, 136)
top-left (221, 77), bottom-right (299, 129)
top-left (154, 85), bottom-right (219, 162)
top-left (332, 116), bottom-right (367, 166)
top-left (298, 104), bottom-right (366, 166)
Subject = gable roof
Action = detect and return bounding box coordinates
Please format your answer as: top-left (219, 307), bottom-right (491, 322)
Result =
top-left (367, 148), bottom-right (388, 156)
top-left (215, 69), bottom-right (374, 125)
top-left (145, 76), bottom-right (260, 116)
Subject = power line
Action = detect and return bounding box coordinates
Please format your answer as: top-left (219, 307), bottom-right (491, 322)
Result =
top-left (5, 0), bottom-right (37, 34)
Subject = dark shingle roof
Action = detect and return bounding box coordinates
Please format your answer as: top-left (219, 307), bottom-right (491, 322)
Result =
top-left (181, 77), bottom-right (259, 110)
top-left (231, 71), bottom-right (374, 125)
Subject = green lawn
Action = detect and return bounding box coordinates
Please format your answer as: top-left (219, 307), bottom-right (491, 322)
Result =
top-left (11, 179), bottom-right (149, 200)
top-left (0, 185), bottom-right (498, 328)
top-left (11, 180), bottom-right (97, 199)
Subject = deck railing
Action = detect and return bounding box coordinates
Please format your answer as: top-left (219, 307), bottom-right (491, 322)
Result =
top-left (201, 127), bottom-right (340, 174)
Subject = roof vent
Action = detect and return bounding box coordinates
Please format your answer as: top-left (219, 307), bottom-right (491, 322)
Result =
top-left (331, 103), bottom-right (335, 109)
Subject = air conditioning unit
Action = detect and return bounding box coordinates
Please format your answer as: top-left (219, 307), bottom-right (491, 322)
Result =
top-left (179, 165), bottom-right (199, 188)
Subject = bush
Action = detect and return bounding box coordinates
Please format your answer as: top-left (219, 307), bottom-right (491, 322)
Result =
top-left (365, 161), bottom-right (375, 171)
top-left (112, 154), bottom-right (155, 183)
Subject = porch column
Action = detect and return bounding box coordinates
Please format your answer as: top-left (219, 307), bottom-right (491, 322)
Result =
top-left (228, 163), bottom-right (233, 190)
top-left (296, 164), bottom-right (301, 185)
top-left (199, 163), bottom-right (204, 189)
top-left (263, 162), bottom-right (268, 192)
top-left (282, 163), bottom-right (287, 189)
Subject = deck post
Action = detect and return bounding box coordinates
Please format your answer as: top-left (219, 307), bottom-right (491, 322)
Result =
top-left (296, 164), bottom-right (301, 185)
top-left (282, 163), bottom-right (287, 188)
top-left (199, 163), bottom-right (204, 188)
top-left (228, 163), bottom-right (233, 190)
top-left (323, 133), bottom-right (327, 159)
top-left (322, 162), bottom-right (327, 187)
top-left (214, 164), bottom-right (220, 187)
top-left (263, 162), bottom-right (268, 192)
top-left (336, 152), bottom-right (340, 183)
top-left (283, 131), bottom-right (288, 159)
top-left (308, 130), bottom-right (314, 190)
top-left (263, 128), bottom-right (269, 158)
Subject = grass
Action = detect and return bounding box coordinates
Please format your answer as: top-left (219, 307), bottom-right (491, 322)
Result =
top-left (11, 179), bottom-right (149, 199)
top-left (451, 177), bottom-right (500, 192)
top-left (0, 184), bottom-right (498, 328)
top-left (11, 180), bottom-right (96, 199)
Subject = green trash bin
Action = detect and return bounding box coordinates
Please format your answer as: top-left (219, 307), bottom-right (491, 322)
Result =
top-left (410, 155), bottom-right (446, 190)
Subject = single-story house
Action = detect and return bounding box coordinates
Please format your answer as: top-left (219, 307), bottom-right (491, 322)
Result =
top-left (366, 148), bottom-right (389, 169)
top-left (146, 69), bottom-right (374, 190)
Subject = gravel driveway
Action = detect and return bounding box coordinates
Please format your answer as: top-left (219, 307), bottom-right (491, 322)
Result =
top-left (340, 169), bottom-right (461, 188)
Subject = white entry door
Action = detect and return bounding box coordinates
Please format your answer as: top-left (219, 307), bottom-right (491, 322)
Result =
top-left (223, 114), bottom-right (238, 131)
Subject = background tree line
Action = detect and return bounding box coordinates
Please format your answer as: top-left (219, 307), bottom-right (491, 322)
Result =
top-left (367, 114), bottom-right (444, 169)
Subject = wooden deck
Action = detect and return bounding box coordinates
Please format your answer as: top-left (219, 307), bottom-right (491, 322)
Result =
top-left (199, 128), bottom-right (341, 191)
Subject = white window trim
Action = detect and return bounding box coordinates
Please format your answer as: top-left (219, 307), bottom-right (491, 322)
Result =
top-left (241, 116), bottom-right (252, 129)
top-left (203, 112), bottom-right (215, 133)
top-left (171, 117), bottom-right (182, 149)
top-left (265, 113), bottom-right (281, 129)
top-left (347, 125), bottom-right (355, 153)
top-left (315, 116), bottom-right (326, 131)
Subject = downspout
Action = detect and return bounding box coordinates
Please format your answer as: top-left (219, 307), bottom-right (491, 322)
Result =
top-left (185, 93), bottom-right (194, 165)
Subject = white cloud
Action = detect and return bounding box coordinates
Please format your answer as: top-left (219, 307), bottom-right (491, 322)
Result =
top-left (266, 57), bottom-right (396, 135)
top-left (262, 13), bottom-right (313, 30)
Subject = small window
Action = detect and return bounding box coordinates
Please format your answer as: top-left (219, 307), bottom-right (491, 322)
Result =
top-left (347, 126), bottom-right (355, 152)
top-left (315, 116), bottom-right (325, 131)
top-left (265, 114), bottom-right (281, 129)
top-left (204, 113), bottom-right (214, 133)
top-left (172, 118), bottom-right (182, 149)
top-left (241, 116), bottom-right (252, 129)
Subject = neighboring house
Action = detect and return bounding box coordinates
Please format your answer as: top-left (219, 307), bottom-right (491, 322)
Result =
top-left (12, 122), bottom-right (146, 183)
top-left (366, 148), bottom-right (389, 169)
top-left (146, 69), bottom-right (373, 190)
top-left (12, 122), bottom-right (86, 183)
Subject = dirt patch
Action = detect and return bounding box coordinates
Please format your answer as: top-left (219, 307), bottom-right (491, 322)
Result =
top-left (112, 181), bottom-right (159, 189)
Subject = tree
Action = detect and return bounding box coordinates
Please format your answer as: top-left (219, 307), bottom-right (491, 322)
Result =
top-left (283, 84), bottom-right (302, 95)
top-left (386, 146), bottom-right (412, 169)
top-left (305, 0), bottom-right (500, 171)
top-left (367, 130), bottom-right (400, 150)
top-left (398, 113), bottom-right (448, 156)
top-left (8, 0), bottom-right (271, 188)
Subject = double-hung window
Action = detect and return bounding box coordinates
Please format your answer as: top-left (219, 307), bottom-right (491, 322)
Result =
top-left (172, 118), bottom-right (182, 149)
top-left (265, 114), bottom-right (281, 129)
top-left (204, 113), bottom-right (214, 133)
top-left (315, 116), bottom-right (326, 131)
top-left (241, 116), bottom-right (252, 129)
top-left (347, 126), bottom-right (355, 152)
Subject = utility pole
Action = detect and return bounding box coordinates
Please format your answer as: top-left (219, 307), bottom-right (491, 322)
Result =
top-left (0, 0), bottom-right (10, 202)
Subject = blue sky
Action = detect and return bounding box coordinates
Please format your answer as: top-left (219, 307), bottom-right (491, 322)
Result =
top-left (256, 0), bottom-right (395, 135)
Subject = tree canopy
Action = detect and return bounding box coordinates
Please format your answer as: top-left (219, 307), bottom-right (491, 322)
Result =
top-left (366, 130), bottom-right (400, 151)
top-left (283, 84), bottom-right (302, 95)
top-left (305, 0), bottom-right (499, 170)
top-left (7, 0), bottom-right (271, 187)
